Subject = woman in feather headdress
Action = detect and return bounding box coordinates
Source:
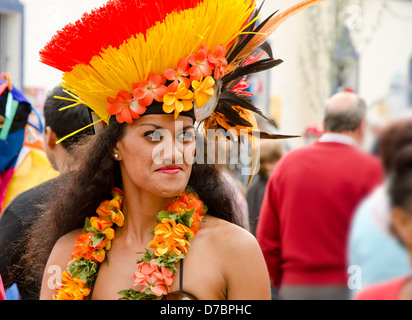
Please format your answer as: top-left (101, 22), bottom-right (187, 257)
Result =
top-left (21, 0), bottom-right (325, 300)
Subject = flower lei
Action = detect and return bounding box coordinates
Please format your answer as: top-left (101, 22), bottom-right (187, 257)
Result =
top-left (53, 187), bottom-right (207, 300)
top-left (106, 44), bottom-right (227, 123)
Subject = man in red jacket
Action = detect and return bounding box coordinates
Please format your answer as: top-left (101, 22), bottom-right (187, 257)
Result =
top-left (256, 91), bottom-right (383, 300)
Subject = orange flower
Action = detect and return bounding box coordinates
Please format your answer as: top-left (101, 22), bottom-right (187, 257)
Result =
top-left (165, 193), bottom-right (189, 214)
top-left (103, 228), bottom-right (115, 241)
top-left (71, 232), bottom-right (107, 263)
top-left (192, 76), bottom-right (215, 108)
top-left (132, 72), bottom-right (167, 107)
top-left (149, 219), bottom-right (193, 256)
top-left (90, 216), bottom-right (113, 231)
top-left (208, 45), bottom-right (228, 79)
top-left (112, 187), bottom-right (124, 199)
top-left (162, 81), bottom-right (194, 119)
top-left (91, 248), bottom-right (106, 263)
top-left (107, 91), bottom-right (147, 124)
top-left (96, 198), bottom-right (125, 227)
top-left (71, 232), bottom-right (93, 260)
top-left (164, 58), bottom-right (191, 87)
top-left (188, 45), bottom-right (214, 81)
top-left (53, 271), bottom-right (91, 300)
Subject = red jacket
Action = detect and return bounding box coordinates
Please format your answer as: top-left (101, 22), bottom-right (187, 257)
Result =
top-left (257, 142), bottom-right (383, 288)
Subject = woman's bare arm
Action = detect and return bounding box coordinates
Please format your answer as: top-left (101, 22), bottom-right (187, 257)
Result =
top-left (39, 230), bottom-right (81, 300)
top-left (216, 221), bottom-right (271, 300)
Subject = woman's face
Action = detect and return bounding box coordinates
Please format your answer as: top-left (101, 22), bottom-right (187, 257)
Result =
top-left (114, 114), bottom-right (196, 198)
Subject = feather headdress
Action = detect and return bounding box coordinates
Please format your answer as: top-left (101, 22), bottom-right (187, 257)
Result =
top-left (40, 0), bottom-right (325, 180)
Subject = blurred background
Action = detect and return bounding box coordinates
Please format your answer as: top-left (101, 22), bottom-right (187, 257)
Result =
top-left (1, 0), bottom-right (411, 149)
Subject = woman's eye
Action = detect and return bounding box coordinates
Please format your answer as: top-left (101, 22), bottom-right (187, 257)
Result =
top-left (177, 131), bottom-right (195, 142)
top-left (145, 130), bottom-right (163, 141)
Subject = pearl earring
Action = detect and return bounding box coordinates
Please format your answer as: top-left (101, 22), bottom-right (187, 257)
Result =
top-left (114, 153), bottom-right (120, 160)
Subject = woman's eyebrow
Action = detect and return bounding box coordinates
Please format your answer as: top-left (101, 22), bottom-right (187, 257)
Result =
top-left (139, 123), bottom-right (194, 130)
top-left (139, 123), bottom-right (163, 129)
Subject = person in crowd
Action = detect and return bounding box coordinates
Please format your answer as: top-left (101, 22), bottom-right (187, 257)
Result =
top-left (247, 140), bottom-right (283, 236)
top-left (302, 124), bottom-right (324, 145)
top-left (354, 145), bottom-right (412, 300)
top-left (348, 117), bottom-right (412, 298)
top-left (257, 91), bottom-right (384, 300)
top-left (0, 75), bottom-right (32, 213)
top-left (0, 85), bottom-right (93, 299)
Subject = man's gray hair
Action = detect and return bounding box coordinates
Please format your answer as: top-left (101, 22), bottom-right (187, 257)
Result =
top-left (323, 94), bottom-right (366, 133)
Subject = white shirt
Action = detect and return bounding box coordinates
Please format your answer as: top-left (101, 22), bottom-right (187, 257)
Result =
top-left (318, 132), bottom-right (359, 148)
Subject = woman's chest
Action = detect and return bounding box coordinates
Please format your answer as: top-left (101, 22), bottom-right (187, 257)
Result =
top-left (90, 241), bottom-right (225, 300)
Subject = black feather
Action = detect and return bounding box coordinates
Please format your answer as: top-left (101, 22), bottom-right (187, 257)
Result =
top-left (215, 102), bottom-right (253, 127)
top-left (219, 90), bottom-right (264, 117)
top-left (258, 41), bottom-right (273, 59)
top-left (223, 58), bottom-right (283, 86)
top-left (226, 9), bottom-right (279, 65)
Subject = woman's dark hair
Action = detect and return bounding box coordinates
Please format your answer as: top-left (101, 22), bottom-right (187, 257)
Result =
top-left (21, 118), bottom-right (240, 289)
top-left (43, 86), bottom-right (94, 152)
top-left (378, 117), bottom-right (412, 172)
top-left (389, 145), bottom-right (412, 213)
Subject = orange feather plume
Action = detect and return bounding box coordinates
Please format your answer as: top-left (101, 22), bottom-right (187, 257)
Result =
top-left (226, 0), bottom-right (326, 73)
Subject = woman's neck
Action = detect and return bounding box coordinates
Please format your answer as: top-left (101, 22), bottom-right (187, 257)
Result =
top-left (116, 187), bottom-right (174, 246)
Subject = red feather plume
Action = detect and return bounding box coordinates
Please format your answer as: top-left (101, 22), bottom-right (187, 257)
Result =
top-left (40, 0), bottom-right (203, 72)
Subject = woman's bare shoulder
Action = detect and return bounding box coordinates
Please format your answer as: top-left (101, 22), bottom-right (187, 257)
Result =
top-left (48, 228), bottom-right (83, 266)
top-left (198, 215), bottom-right (271, 299)
top-left (54, 229), bottom-right (83, 250)
top-left (200, 215), bottom-right (259, 253)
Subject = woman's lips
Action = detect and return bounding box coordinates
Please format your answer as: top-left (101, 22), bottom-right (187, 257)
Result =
top-left (156, 166), bottom-right (182, 175)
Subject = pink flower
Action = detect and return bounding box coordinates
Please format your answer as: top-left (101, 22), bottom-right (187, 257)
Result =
top-left (132, 72), bottom-right (167, 107)
top-left (208, 45), bottom-right (227, 79)
top-left (133, 259), bottom-right (175, 297)
top-left (107, 91), bottom-right (147, 124)
top-left (164, 58), bottom-right (191, 87)
top-left (188, 45), bottom-right (214, 81)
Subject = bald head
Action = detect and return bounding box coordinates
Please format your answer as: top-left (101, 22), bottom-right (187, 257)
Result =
top-left (324, 92), bottom-right (366, 133)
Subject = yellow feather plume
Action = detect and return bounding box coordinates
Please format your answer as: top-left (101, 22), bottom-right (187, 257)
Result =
top-left (60, 0), bottom-right (256, 123)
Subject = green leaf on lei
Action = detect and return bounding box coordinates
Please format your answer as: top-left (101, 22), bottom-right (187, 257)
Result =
top-left (67, 258), bottom-right (98, 286)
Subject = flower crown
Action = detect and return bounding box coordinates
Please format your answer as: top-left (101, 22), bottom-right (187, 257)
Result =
top-left (40, 0), bottom-right (325, 141)
top-left (107, 43), bottom-right (227, 124)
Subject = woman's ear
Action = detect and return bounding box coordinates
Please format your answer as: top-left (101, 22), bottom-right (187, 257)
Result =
top-left (45, 126), bottom-right (58, 150)
top-left (113, 146), bottom-right (122, 161)
top-left (391, 207), bottom-right (412, 248)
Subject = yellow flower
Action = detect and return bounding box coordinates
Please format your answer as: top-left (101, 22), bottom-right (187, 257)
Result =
top-left (90, 216), bottom-right (113, 231)
top-left (148, 219), bottom-right (194, 256)
top-left (192, 76), bottom-right (215, 108)
top-left (96, 199), bottom-right (125, 227)
top-left (53, 271), bottom-right (91, 300)
top-left (163, 81), bottom-right (194, 119)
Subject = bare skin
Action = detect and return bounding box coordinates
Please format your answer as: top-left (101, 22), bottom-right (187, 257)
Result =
top-left (40, 114), bottom-right (271, 300)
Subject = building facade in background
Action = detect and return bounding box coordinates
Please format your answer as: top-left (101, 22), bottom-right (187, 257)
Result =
top-left (0, 0), bottom-right (24, 89)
